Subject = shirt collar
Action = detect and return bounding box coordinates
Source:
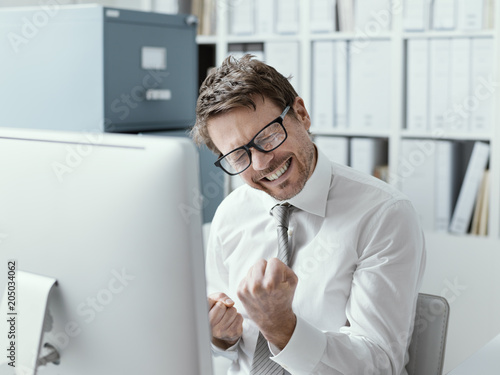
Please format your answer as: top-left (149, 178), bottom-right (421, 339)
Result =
top-left (260, 146), bottom-right (331, 217)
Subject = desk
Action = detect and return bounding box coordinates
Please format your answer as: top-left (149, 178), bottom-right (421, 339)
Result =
top-left (447, 333), bottom-right (500, 374)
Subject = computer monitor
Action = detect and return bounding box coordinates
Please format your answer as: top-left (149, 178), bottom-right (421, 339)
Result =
top-left (0, 128), bottom-right (213, 375)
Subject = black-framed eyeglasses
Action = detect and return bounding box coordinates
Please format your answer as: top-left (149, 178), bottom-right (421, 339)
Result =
top-left (214, 105), bottom-right (290, 176)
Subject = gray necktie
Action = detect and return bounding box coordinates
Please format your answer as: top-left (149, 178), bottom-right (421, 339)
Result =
top-left (250, 204), bottom-right (292, 375)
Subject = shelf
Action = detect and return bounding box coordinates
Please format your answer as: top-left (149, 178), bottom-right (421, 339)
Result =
top-left (312, 128), bottom-right (390, 138)
top-left (403, 30), bottom-right (495, 39)
top-left (196, 35), bottom-right (217, 45)
top-left (212, 32), bottom-right (394, 44)
top-left (196, 35), bottom-right (218, 44)
top-left (401, 130), bottom-right (492, 141)
top-left (309, 31), bottom-right (393, 41)
top-left (225, 34), bottom-right (300, 43)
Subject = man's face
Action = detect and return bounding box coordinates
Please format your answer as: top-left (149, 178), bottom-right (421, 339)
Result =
top-left (207, 97), bottom-right (317, 201)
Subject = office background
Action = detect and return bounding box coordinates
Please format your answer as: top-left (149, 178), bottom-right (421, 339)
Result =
top-left (1, 0), bottom-right (499, 373)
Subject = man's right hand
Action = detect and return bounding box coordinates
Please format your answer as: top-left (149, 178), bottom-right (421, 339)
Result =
top-left (208, 292), bottom-right (243, 349)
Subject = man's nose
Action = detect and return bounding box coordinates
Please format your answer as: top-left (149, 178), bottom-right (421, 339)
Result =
top-left (250, 148), bottom-right (274, 171)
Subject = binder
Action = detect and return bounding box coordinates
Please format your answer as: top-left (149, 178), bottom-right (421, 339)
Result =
top-left (478, 170), bottom-right (490, 235)
top-left (435, 141), bottom-right (460, 232)
top-left (276, 0), bottom-right (299, 34)
top-left (265, 41), bottom-right (300, 92)
top-left (470, 38), bottom-right (494, 134)
top-left (432, 0), bottom-right (456, 30)
top-left (406, 39), bottom-right (429, 132)
top-left (350, 138), bottom-right (387, 176)
top-left (355, 0), bottom-right (392, 31)
top-left (484, 0), bottom-right (495, 29)
top-left (315, 136), bottom-right (349, 165)
top-left (449, 141), bottom-right (490, 234)
top-left (349, 41), bottom-right (391, 130)
top-left (310, 0), bottom-right (337, 33)
top-left (312, 41), bottom-right (335, 130)
top-left (229, 0), bottom-right (255, 35)
top-left (447, 38), bottom-right (470, 132)
top-left (457, 0), bottom-right (484, 30)
top-left (470, 170), bottom-right (489, 235)
top-left (227, 44), bottom-right (245, 60)
top-left (255, 0), bottom-right (275, 35)
top-left (404, 0), bottom-right (427, 31)
top-left (337, 0), bottom-right (355, 32)
top-left (400, 139), bottom-right (436, 231)
top-left (201, 0), bottom-right (216, 35)
top-left (429, 38), bottom-right (451, 131)
top-left (335, 41), bottom-right (349, 128)
top-left (246, 43), bottom-right (265, 62)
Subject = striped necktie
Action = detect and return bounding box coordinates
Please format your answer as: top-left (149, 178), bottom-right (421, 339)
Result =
top-left (250, 204), bottom-right (292, 375)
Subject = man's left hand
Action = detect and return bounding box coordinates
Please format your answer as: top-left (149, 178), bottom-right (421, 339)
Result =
top-left (237, 257), bottom-right (298, 350)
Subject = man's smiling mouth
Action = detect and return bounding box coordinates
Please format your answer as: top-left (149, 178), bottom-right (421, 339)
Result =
top-left (265, 159), bottom-right (291, 181)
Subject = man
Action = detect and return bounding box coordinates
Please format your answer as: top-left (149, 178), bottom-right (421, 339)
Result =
top-left (191, 55), bottom-right (426, 375)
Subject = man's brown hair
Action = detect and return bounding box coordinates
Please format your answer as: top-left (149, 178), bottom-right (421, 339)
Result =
top-left (191, 54), bottom-right (298, 154)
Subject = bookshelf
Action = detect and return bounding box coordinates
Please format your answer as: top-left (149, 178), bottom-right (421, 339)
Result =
top-left (196, 1), bottom-right (500, 373)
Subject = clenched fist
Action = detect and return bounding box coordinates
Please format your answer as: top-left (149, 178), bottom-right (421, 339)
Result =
top-left (237, 258), bottom-right (298, 350)
top-left (208, 292), bottom-right (243, 350)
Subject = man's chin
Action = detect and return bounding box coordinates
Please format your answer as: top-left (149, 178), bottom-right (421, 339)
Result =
top-left (255, 179), bottom-right (305, 202)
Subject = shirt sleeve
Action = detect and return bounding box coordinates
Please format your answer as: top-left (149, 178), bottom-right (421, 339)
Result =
top-left (205, 216), bottom-right (242, 361)
top-left (211, 340), bottom-right (240, 361)
top-left (271, 199), bottom-right (426, 375)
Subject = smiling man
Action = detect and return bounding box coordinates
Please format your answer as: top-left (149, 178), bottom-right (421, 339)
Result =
top-left (191, 55), bottom-right (426, 375)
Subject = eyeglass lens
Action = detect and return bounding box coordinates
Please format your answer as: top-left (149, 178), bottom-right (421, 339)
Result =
top-left (221, 122), bottom-right (286, 174)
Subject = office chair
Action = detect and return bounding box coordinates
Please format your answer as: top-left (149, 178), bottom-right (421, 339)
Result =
top-left (406, 293), bottom-right (450, 375)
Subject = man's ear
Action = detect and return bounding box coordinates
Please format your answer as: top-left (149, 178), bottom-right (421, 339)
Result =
top-left (292, 96), bottom-right (311, 131)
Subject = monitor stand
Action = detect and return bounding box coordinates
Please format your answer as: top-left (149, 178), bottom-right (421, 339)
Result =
top-left (0, 271), bottom-right (58, 375)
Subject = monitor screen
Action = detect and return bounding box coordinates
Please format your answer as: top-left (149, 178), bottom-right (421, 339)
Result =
top-left (0, 128), bottom-right (213, 375)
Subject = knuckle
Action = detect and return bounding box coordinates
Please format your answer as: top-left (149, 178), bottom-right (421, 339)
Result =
top-left (227, 306), bottom-right (237, 317)
top-left (262, 277), bottom-right (276, 290)
top-left (236, 286), bottom-right (248, 301)
top-left (257, 258), bottom-right (267, 266)
top-left (249, 280), bottom-right (263, 294)
top-left (208, 292), bottom-right (225, 302)
top-left (216, 292), bottom-right (228, 300)
top-left (268, 257), bottom-right (281, 266)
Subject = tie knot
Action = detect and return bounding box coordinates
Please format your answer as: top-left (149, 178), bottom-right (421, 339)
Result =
top-left (271, 203), bottom-right (291, 229)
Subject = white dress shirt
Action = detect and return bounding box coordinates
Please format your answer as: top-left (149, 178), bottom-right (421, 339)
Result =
top-left (206, 147), bottom-right (426, 375)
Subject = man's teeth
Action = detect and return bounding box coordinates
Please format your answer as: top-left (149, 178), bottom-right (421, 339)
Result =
top-left (266, 160), bottom-right (290, 181)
